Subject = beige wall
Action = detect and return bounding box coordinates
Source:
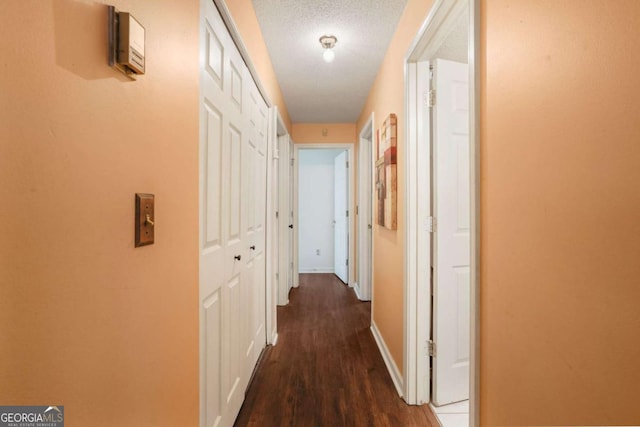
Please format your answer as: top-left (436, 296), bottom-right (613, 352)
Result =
top-left (225, 0), bottom-right (292, 132)
top-left (356, 0), bottom-right (434, 374)
top-left (481, 0), bottom-right (640, 425)
top-left (292, 123), bottom-right (356, 144)
top-left (0, 1), bottom-right (199, 426)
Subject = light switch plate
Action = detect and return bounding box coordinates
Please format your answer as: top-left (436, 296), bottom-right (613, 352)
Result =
top-left (135, 193), bottom-right (154, 247)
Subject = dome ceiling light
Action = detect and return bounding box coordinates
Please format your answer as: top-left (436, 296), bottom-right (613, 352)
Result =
top-left (319, 35), bottom-right (337, 63)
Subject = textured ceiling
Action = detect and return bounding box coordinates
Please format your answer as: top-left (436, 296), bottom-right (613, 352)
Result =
top-left (433, 9), bottom-right (468, 64)
top-left (252, 0), bottom-right (408, 123)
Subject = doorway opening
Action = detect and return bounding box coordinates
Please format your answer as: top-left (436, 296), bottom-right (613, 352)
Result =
top-left (404, 0), bottom-right (479, 426)
top-left (293, 144), bottom-right (355, 286)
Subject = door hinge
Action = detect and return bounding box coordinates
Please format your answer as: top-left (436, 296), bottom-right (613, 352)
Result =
top-left (275, 272), bottom-right (279, 281)
top-left (346, 259), bottom-right (349, 266)
top-left (346, 210), bottom-right (349, 217)
top-left (275, 211), bottom-right (279, 218)
top-left (428, 89), bottom-right (436, 108)
top-left (427, 216), bottom-right (436, 232)
top-left (346, 160), bottom-right (349, 168)
top-left (290, 158), bottom-right (294, 166)
top-left (427, 340), bottom-right (436, 357)
top-left (430, 266), bottom-right (434, 292)
top-left (356, 205), bottom-right (359, 215)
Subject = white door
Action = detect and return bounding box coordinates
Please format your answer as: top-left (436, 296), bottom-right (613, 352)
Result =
top-left (272, 137), bottom-right (280, 305)
top-left (199, 1), bottom-right (267, 425)
top-left (289, 142), bottom-right (297, 288)
top-left (243, 75), bottom-right (268, 374)
top-left (333, 151), bottom-right (348, 283)
top-left (358, 121), bottom-right (374, 301)
top-left (432, 58), bottom-right (471, 406)
top-left (278, 135), bottom-right (291, 305)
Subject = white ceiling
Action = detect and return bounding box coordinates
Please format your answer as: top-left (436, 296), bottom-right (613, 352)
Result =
top-left (433, 9), bottom-right (468, 64)
top-left (251, 0), bottom-right (408, 123)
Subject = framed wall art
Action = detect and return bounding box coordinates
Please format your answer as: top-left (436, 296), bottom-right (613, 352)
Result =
top-left (375, 113), bottom-right (397, 230)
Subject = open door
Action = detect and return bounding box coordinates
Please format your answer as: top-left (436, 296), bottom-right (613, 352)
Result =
top-left (357, 116), bottom-right (374, 301)
top-left (277, 135), bottom-right (291, 305)
top-left (289, 140), bottom-right (297, 288)
top-left (333, 150), bottom-right (348, 283)
top-left (432, 58), bottom-right (471, 406)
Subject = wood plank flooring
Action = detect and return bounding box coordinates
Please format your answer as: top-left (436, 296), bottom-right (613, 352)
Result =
top-left (234, 273), bottom-right (439, 427)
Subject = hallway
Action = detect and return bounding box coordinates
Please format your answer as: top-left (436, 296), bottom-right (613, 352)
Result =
top-left (234, 274), bottom-right (439, 426)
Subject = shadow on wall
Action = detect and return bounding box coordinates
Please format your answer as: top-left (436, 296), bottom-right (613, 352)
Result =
top-left (52, 0), bottom-right (130, 81)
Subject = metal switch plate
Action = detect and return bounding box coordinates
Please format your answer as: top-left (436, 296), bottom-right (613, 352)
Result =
top-left (135, 193), bottom-right (154, 247)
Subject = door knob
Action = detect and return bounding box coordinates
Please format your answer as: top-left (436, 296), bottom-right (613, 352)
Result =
top-left (234, 255), bottom-right (241, 261)
top-left (288, 224), bottom-right (293, 229)
top-left (250, 245), bottom-right (256, 250)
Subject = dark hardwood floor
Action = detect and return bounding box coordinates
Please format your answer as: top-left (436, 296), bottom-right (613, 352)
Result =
top-left (234, 273), bottom-right (439, 427)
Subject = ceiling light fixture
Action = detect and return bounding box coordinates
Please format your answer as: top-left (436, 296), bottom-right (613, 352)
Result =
top-left (319, 35), bottom-right (337, 63)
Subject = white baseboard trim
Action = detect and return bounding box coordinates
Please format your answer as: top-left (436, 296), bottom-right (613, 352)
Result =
top-left (271, 331), bottom-right (278, 346)
top-left (371, 321), bottom-right (404, 398)
top-left (429, 404), bottom-right (445, 427)
top-left (298, 268), bottom-right (334, 273)
top-left (353, 282), bottom-right (363, 300)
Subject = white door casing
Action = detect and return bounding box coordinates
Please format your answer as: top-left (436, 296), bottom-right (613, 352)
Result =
top-left (432, 58), bottom-right (471, 406)
top-left (333, 151), bottom-right (348, 283)
top-left (199, 1), bottom-right (268, 425)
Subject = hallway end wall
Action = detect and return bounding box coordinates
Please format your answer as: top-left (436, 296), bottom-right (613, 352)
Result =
top-left (356, 0), bottom-right (435, 375)
top-left (0, 1), bottom-right (199, 426)
top-left (481, 0), bottom-right (640, 425)
top-left (292, 123), bottom-right (357, 144)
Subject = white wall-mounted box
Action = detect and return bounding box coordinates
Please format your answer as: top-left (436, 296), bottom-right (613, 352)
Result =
top-left (117, 12), bottom-right (145, 74)
top-left (108, 6), bottom-right (145, 78)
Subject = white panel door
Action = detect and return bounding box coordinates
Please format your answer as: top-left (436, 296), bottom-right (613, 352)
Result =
top-left (333, 151), bottom-right (348, 283)
top-left (289, 141), bottom-right (296, 288)
top-left (272, 138), bottom-right (280, 306)
top-left (358, 125), bottom-right (373, 301)
top-left (243, 74), bottom-right (268, 375)
top-left (432, 58), bottom-right (470, 406)
top-left (199, 1), bottom-right (267, 425)
top-left (277, 135), bottom-right (291, 305)
top-left (198, 1), bottom-right (242, 424)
